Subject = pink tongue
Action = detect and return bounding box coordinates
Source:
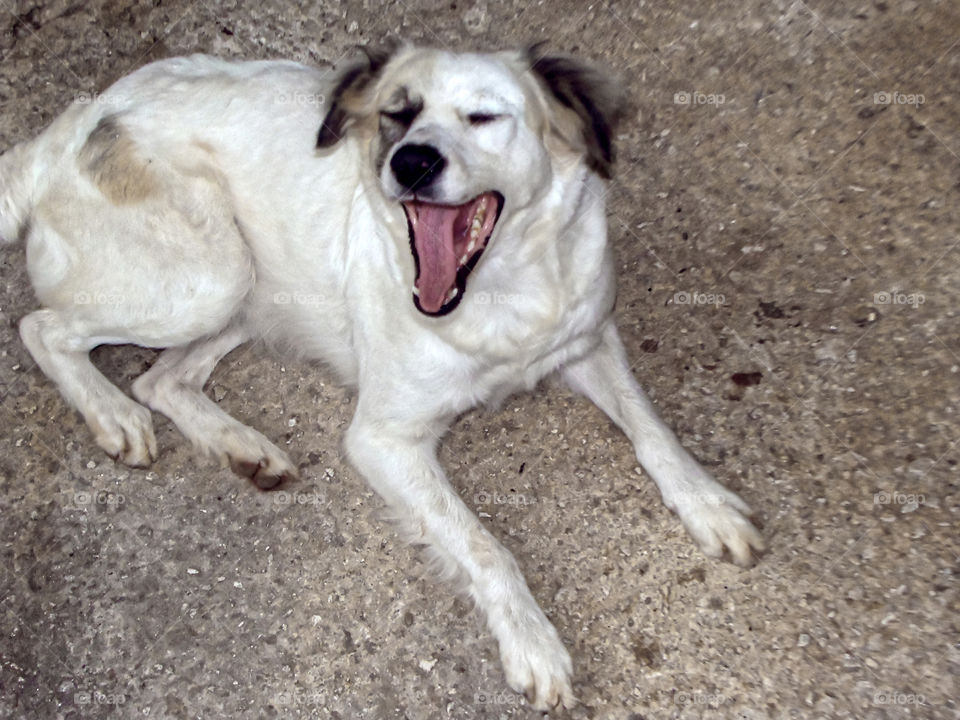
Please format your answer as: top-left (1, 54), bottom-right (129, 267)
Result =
top-left (410, 204), bottom-right (461, 313)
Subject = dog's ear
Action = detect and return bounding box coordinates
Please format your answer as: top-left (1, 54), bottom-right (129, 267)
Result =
top-left (317, 45), bottom-right (395, 148)
top-left (526, 44), bottom-right (625, 178)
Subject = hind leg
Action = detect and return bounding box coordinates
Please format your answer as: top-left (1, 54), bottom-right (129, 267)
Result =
top-left (19, 309), bottom-right (158, 466)
top-left (20, 215), bottom-right (252, 468)
top-left (22, 142), bottom-right (255, 468)
top-left (131, 327), bottom-right (297, 489)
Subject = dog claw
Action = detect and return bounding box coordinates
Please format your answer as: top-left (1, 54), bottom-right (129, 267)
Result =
top-left (498, 610), bottom-right (575, 712)
top-left (88, 400), bottom-right (157, 468)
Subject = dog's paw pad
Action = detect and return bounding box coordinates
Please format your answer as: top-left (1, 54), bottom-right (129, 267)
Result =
top-left (207, 422), bottom-right (298, 489)
top-left (227, 450), bottom-right (297, 490)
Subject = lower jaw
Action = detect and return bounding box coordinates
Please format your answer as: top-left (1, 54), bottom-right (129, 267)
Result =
top-left (412, 271), bottom-right (468, 316)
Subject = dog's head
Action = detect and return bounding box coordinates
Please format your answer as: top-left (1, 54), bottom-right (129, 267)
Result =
top-left (317, 45), bottom-right (623, 317)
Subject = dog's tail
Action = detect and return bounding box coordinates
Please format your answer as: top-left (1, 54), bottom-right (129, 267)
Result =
top-left (0, 140), bottom-right (36, 244)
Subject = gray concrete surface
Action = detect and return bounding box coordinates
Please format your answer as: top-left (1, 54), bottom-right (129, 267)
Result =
top-left (1, 1), bottom-right (957, 718)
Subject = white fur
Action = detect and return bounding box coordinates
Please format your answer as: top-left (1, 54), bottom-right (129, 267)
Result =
top-left (0, 49), bottom-right (763, 710)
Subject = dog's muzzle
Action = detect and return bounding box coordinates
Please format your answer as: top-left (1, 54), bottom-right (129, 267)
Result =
top-left (391, 144), bottom-right (446, 192)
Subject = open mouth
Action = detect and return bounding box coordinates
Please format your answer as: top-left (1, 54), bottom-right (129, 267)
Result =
top-left (402, 191), bottom-right (504, 316)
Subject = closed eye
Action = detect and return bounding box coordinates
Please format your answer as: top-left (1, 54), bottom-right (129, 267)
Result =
top-left (381, 106), bottom-right (420, 126)
top-left (467, 112), bottom-right (502, 126)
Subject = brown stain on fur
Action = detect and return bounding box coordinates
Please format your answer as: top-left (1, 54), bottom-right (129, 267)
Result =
top-left (79, 116), bottom-right (158, 204)
top-left (467, 525), bottom-right (500, 568)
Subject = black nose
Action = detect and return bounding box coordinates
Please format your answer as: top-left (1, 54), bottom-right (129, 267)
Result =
top-left (390, 144), bottom-right (446, 191)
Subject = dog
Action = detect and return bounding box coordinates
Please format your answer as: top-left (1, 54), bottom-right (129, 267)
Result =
top-left (0, 45), bottom-right (764, 710)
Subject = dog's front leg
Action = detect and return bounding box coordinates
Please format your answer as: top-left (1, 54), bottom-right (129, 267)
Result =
top-left (561, 321), bottom-right (765, 566)
top-left (345, 412), bottom-right (575, 710)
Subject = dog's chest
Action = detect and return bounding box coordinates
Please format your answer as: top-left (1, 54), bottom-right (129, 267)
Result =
top-left (375, 298), bottom-right (604, 415)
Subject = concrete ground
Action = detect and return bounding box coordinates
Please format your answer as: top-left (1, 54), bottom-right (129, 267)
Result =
top-left (1, 1), bottom-right (957, 718)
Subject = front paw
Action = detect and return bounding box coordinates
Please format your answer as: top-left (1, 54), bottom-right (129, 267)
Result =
top-left (668, 477), bottom-right (765, 567)
top-left (496, 615), bottom-right (576, 711)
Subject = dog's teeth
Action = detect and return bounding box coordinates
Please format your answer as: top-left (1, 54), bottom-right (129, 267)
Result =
top-left (412, 286), bottom-right (420, 297)
top-left (459, 253), bottom-right (468, 265)
top-left (448, 287), bottom-right (458, 301)
top-left (466, 240), bottom-right (476, 254)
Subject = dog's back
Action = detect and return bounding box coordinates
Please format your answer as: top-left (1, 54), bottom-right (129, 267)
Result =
top-left (0, 56), bottom-right (325, 241)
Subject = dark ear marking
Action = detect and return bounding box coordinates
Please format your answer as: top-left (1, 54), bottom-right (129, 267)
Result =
top-left (526, 44), bottom-right (625, 178)
top-left (317, 44), bottom-right (395, 148)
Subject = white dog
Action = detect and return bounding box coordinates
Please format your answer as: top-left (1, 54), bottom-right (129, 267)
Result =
top-left (0, 45), bottom-right (763, 709)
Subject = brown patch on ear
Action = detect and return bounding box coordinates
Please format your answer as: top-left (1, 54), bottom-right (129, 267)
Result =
top-left (526, 45), bottom-right (625, 178)
top-left (317, 45), bottom-right (395, 148)
top-left (79, 116), bottom-right (158, 204)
